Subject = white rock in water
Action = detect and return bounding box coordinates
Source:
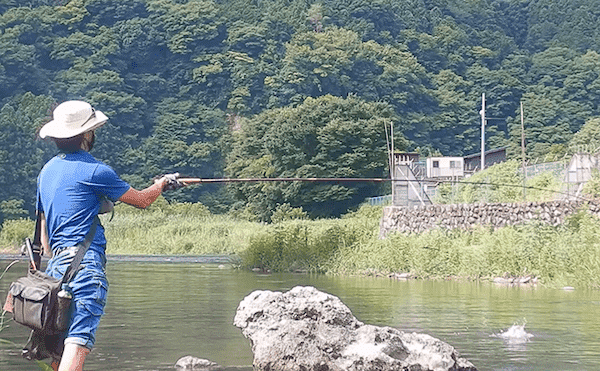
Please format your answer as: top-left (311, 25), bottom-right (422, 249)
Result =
top-left (175, 356), bottom-right (220, 370)
top-left (233, 285), bottom-right (477, 371)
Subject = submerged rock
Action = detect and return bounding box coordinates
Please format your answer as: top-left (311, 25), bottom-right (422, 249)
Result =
top-left (175, 355), bottom-right (221, 370)
top-left (233, 286), bottom-right (477, 371)
top-left (492, 275), bottom-right (538, 286)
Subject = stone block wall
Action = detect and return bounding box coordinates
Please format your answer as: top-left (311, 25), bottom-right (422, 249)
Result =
top-left (379, 200), bottom-right (600, 237)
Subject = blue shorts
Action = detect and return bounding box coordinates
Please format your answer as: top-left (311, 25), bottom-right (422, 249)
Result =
top-left (45, 248), bottom-right (108, 350)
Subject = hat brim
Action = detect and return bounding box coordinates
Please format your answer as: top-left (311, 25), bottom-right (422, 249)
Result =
top-left (39, 110), bottom-right (108, 139)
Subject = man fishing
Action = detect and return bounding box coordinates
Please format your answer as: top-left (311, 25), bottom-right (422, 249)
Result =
top-left (36, 100), bottom-right (183, 371)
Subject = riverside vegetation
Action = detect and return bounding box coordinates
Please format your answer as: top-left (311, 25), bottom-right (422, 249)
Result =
top-left (2, 200), bottom-right (599, 289)
top-left (2, 162), bottom-right (600, 290)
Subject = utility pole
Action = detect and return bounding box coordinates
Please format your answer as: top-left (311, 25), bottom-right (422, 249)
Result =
top-left (521, 101), bottom-right (526, 201)
top-left (391, 122), bottom-right (395, 205)
top-left (480, 93), bottom-right (486, 171)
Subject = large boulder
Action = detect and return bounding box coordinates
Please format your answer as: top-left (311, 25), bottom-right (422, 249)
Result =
top-left (233, 286), bottom-right (476, 371)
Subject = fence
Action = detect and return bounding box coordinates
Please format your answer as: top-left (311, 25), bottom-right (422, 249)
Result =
top-left (367, 195), bottom-right (392, 206)
top-left (368, 160), bottom-right (577, 207)
top-left (520, 161), bottom-right (566, 179)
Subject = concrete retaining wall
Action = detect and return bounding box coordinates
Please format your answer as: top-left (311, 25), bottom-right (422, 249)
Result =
top-left (379, 200), bottom-right (600, 237)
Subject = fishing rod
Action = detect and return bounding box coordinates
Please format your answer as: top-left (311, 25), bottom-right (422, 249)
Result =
top-left (178, 177), bottom-right (390, 184)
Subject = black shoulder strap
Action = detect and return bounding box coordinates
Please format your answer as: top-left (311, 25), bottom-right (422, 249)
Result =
top-left (32, 212), bottom-right (42, 248)
top-left (61, 216), bottom-right (100, 285)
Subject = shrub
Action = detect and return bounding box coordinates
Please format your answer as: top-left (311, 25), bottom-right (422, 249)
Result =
top-left (240, 220), bottom-right (341, 273)
top-left (583, 169), bottom-right (600, 199)
top-left (0, 199), bottom-right (28, 221)
top-left (240, 205), bottom-right (384, 273)
top-left (271, 203), bottom-right (308, 223)
top-left (526, 171), bottom-right (561, 202)
top-left (0, 218), bottom-right (34, 251)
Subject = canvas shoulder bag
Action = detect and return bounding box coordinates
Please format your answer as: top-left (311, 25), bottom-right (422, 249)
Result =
top-left (7, 216), bottom-right (99, 335)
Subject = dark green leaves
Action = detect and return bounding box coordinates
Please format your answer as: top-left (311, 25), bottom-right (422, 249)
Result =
top-left (226, 95), bottom-right (399, 220)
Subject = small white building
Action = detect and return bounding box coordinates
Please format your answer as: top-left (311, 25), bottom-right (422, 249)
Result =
top-left (426, 157), bottom-right (464, 178)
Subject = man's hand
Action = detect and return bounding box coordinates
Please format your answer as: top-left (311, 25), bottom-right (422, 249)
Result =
top-left (155, 172), bottom-right (185, 191)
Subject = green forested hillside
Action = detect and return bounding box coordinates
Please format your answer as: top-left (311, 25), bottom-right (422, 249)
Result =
top-left (1, 0), bottom-right (600, 221)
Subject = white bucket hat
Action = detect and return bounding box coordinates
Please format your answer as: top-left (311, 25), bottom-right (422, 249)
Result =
top-left (39, 100), bottom-right (108, 139)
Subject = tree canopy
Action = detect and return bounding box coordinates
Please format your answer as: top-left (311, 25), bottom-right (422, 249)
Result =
top-left (226, 94), bottom-right (398, 220)
top-left (2, 0), bottom-right (600, 221)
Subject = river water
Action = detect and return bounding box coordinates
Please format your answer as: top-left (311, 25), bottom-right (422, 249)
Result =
top-left (1, 258), bottom-right (600, 370)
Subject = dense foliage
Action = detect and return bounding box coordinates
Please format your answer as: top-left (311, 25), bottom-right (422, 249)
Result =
top-left (225, 95), bottom-right (397, 219)
top-left (2, 0), bottom-right (600, 221)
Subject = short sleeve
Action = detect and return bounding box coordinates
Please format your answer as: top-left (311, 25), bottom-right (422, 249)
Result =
top-left (87, 164), bottom-right (131, 201)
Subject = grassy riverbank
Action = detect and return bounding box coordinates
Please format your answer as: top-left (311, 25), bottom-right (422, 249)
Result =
top-left (240, 205), bottom-right (600, 289)
top-left (2, 199), bottom-right (600, 288)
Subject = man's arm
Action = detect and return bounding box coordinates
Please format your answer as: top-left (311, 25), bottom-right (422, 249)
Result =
top-left (40, 212), bottom-right (51, 256)
top-left (118, 178), bottom-right (167, 209)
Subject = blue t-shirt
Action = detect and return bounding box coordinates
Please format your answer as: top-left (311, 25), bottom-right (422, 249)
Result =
top-left (37, 151), bottom-right (131, 254)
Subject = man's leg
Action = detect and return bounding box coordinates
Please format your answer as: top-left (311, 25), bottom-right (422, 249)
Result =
top-left (58, 343), bottom-right (90, 371)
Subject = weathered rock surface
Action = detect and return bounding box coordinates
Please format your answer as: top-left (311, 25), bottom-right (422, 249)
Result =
top-left (233, 286), bottom-right (477, 371)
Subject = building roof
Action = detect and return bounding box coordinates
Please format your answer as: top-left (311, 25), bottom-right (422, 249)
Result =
top-left (463, 147), bottom-right (507, 160)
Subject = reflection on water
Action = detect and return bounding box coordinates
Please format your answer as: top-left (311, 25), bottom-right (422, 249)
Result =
top-left (1, 259), bottom-right (600, 370)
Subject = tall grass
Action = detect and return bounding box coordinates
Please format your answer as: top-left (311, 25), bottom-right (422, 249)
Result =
top-left (240, 220), bottom-right (356, 273)
top-left (103, 200), bottom-right (261, 255)
top-left (238, 204), bottom-right (383, 273)
top-left (242, 205), bottom-right (600, 288)
top-left (0, 199), bottom-right (262, 256)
